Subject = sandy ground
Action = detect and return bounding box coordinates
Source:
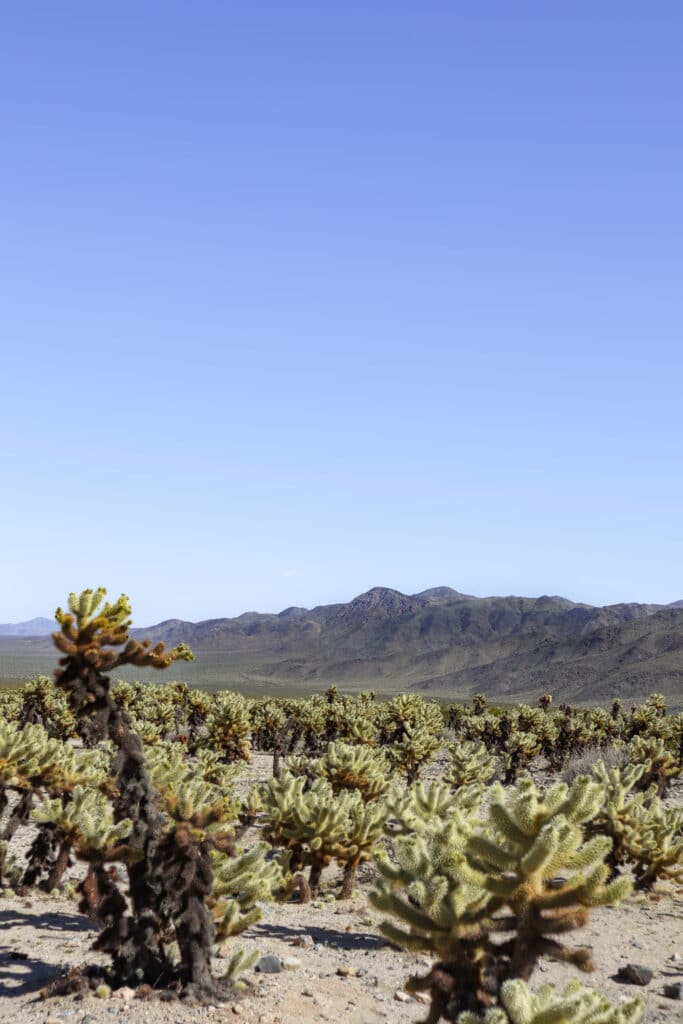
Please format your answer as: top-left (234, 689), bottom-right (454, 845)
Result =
top-left (1, 755), bottom-right (682, 1024)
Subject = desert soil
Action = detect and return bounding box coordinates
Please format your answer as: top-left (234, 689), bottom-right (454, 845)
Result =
top-left (1, 755), bottom-right (682, 1024)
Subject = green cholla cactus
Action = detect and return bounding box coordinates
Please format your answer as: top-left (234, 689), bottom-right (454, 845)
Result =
top-left (207, 692), bottom-right (252, 763)
top-left (34, 786), bottom-right (133, 861)
top-left (302, 740), bottom-right (390, 801)
top-left (251, 698), bottom-right (288, 751)
top-left (19, 676), bottom-right (76, 739)
top-left (458, 979), bottom-right (644, 1024)
top-left (627, 735), bottom-right (681, 796)
top-left (622, 801), bottom-right (683, 891)
top-left (445, 741), bottom-right (497, 789)
top-left (260, 771), bottom-right (386, 898)
top-left (372, 774), bottom-right (632, 1022)
top-left (501, 731), bottom-right (541, 783)
top-left (210, 842), bottom-right (288, 941)
top-left (587, 762), bottom-right (649, 872)
top-left (387, 719), bottom-right (443, 783)
top-left (385, 780), bottom-right (483, 836)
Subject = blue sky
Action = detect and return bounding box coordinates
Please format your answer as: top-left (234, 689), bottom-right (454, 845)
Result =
top-left (1, 2), bottom-right (682, 624)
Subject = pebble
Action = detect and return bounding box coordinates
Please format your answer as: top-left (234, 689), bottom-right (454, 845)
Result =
top-left (45, 1018), bottom-right (63, 1024)
top-left (281, 956), bottom-right (302, 971)
top-left (663, 983), bottom-right (683, 1001)
top-left (231, 1007), bottom-right (243, 1016)
top-left (301, 989), bottom-right (314, 997)
top-left (337, 966), bottom-right (357, 977)
top-left (256, 955), bottom-right (283, 974)
top-left (291, 934), bottom-right (314, 949)
top-left (113, 988), bottom-right (135, 1002)
top-left (617, 964), bottom-right (654, 986)
top-left (394, 990), bottom-right (411, 1003)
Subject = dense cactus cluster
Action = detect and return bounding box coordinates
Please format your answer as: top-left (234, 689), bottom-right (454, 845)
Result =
top-left (0, 590), bottom-right (681, 1018)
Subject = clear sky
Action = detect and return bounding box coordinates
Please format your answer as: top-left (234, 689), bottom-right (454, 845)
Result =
top-left (1, 2), bottom-right (682, 624)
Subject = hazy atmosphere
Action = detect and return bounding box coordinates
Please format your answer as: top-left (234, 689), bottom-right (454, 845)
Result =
top-left (2, 2), bottom-right (682, 624)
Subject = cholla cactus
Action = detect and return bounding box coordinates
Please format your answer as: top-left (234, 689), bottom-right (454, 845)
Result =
top-left (589, 760), bottom-right (683, 890)
top-left (372, 774), bottom-right (632, 1022)
top-left (308, 740), bottom-right (390, 801)
top-left (34, 786), bottom-right (134, 897)
top-left (210, 842), bottom-right (287, 941)
top-left (627, 735), bottom-right (681, 796)
top-left (251, 699), bottom-right (287, 751)
top-left (208, 692), bottom-right (252, 763)
top-left (260, 772), bottom-right (386, 898)
top-left (385, 781), bottom-right (483, 837)
top-left (622, 802), bottom-right (683, 891)
top-left (387, 720), bottom-right (443, 783)
top-left (19, 676), bottom-right (76, 739)
top-left (501, 731), bottom-right (541, 783)
top-left (445, 741), bottom-right (497, 789)
top-left (587, 762), bottom-right (649, 872)
top-left (335, 795), bottom-right (387, 898)
top-left (47, 588), bottom-right (258, 1000)
top-left (459, 979), bottom-right (643, 1024)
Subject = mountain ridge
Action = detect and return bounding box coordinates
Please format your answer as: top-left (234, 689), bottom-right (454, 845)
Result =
top-left (2, 587), bottom-right (682, 704)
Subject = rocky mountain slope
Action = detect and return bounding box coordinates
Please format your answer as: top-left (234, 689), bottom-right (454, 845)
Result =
top-left (2, 588), bottom-right (682, 703)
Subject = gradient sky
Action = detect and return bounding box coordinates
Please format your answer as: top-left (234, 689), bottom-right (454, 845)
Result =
top-left (1, 2), bottom-right (682, 624)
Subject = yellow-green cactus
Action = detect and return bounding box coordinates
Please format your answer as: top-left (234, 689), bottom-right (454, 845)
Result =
top-left (372, 774), bottom-right (632, 1022)
top-left (458, 979), bottom-right (644, 1024)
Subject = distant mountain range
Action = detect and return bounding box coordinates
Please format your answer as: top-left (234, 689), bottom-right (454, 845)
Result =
top-left (0, 617), bottom-right (55, 637)
top-left (2, 588), bottom-right (683, 704)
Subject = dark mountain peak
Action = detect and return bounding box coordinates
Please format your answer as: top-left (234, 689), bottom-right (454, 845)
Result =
top-left (532, 595), bottom-right (581, 611)
top-left (414, 586), bottom-right (473, 604)
top-left (278, 606), bottom-right (309, 619)
top-left (346, 587), bottom-right (424, 617)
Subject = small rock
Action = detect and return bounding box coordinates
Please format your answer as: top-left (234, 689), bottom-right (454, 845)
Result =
top-left (291, 934), bottom-right (314, 949)
top-left (231, 1007), bottom-right (243, 1016)
top-left (113, 988), bottom-right (135, 1002)
top-left (256, 956), bottom-right (283, 974)
top-left (663, 983), bottom-right (683, 1001)
top-left (336, 966), bottom-right (357, 977)
top-left (670, 953), bottom-right (682, 963)
top-left (617, 964), bottom-right (654, 986)
top-left (394, 990), bottom-right (411, 1002)
top-left (301, 989), bottom-right (314, 998)
top-left (281, 957), bottom-right (302, 971)
top-left (45, 1018), bottom-right (63, 1024)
